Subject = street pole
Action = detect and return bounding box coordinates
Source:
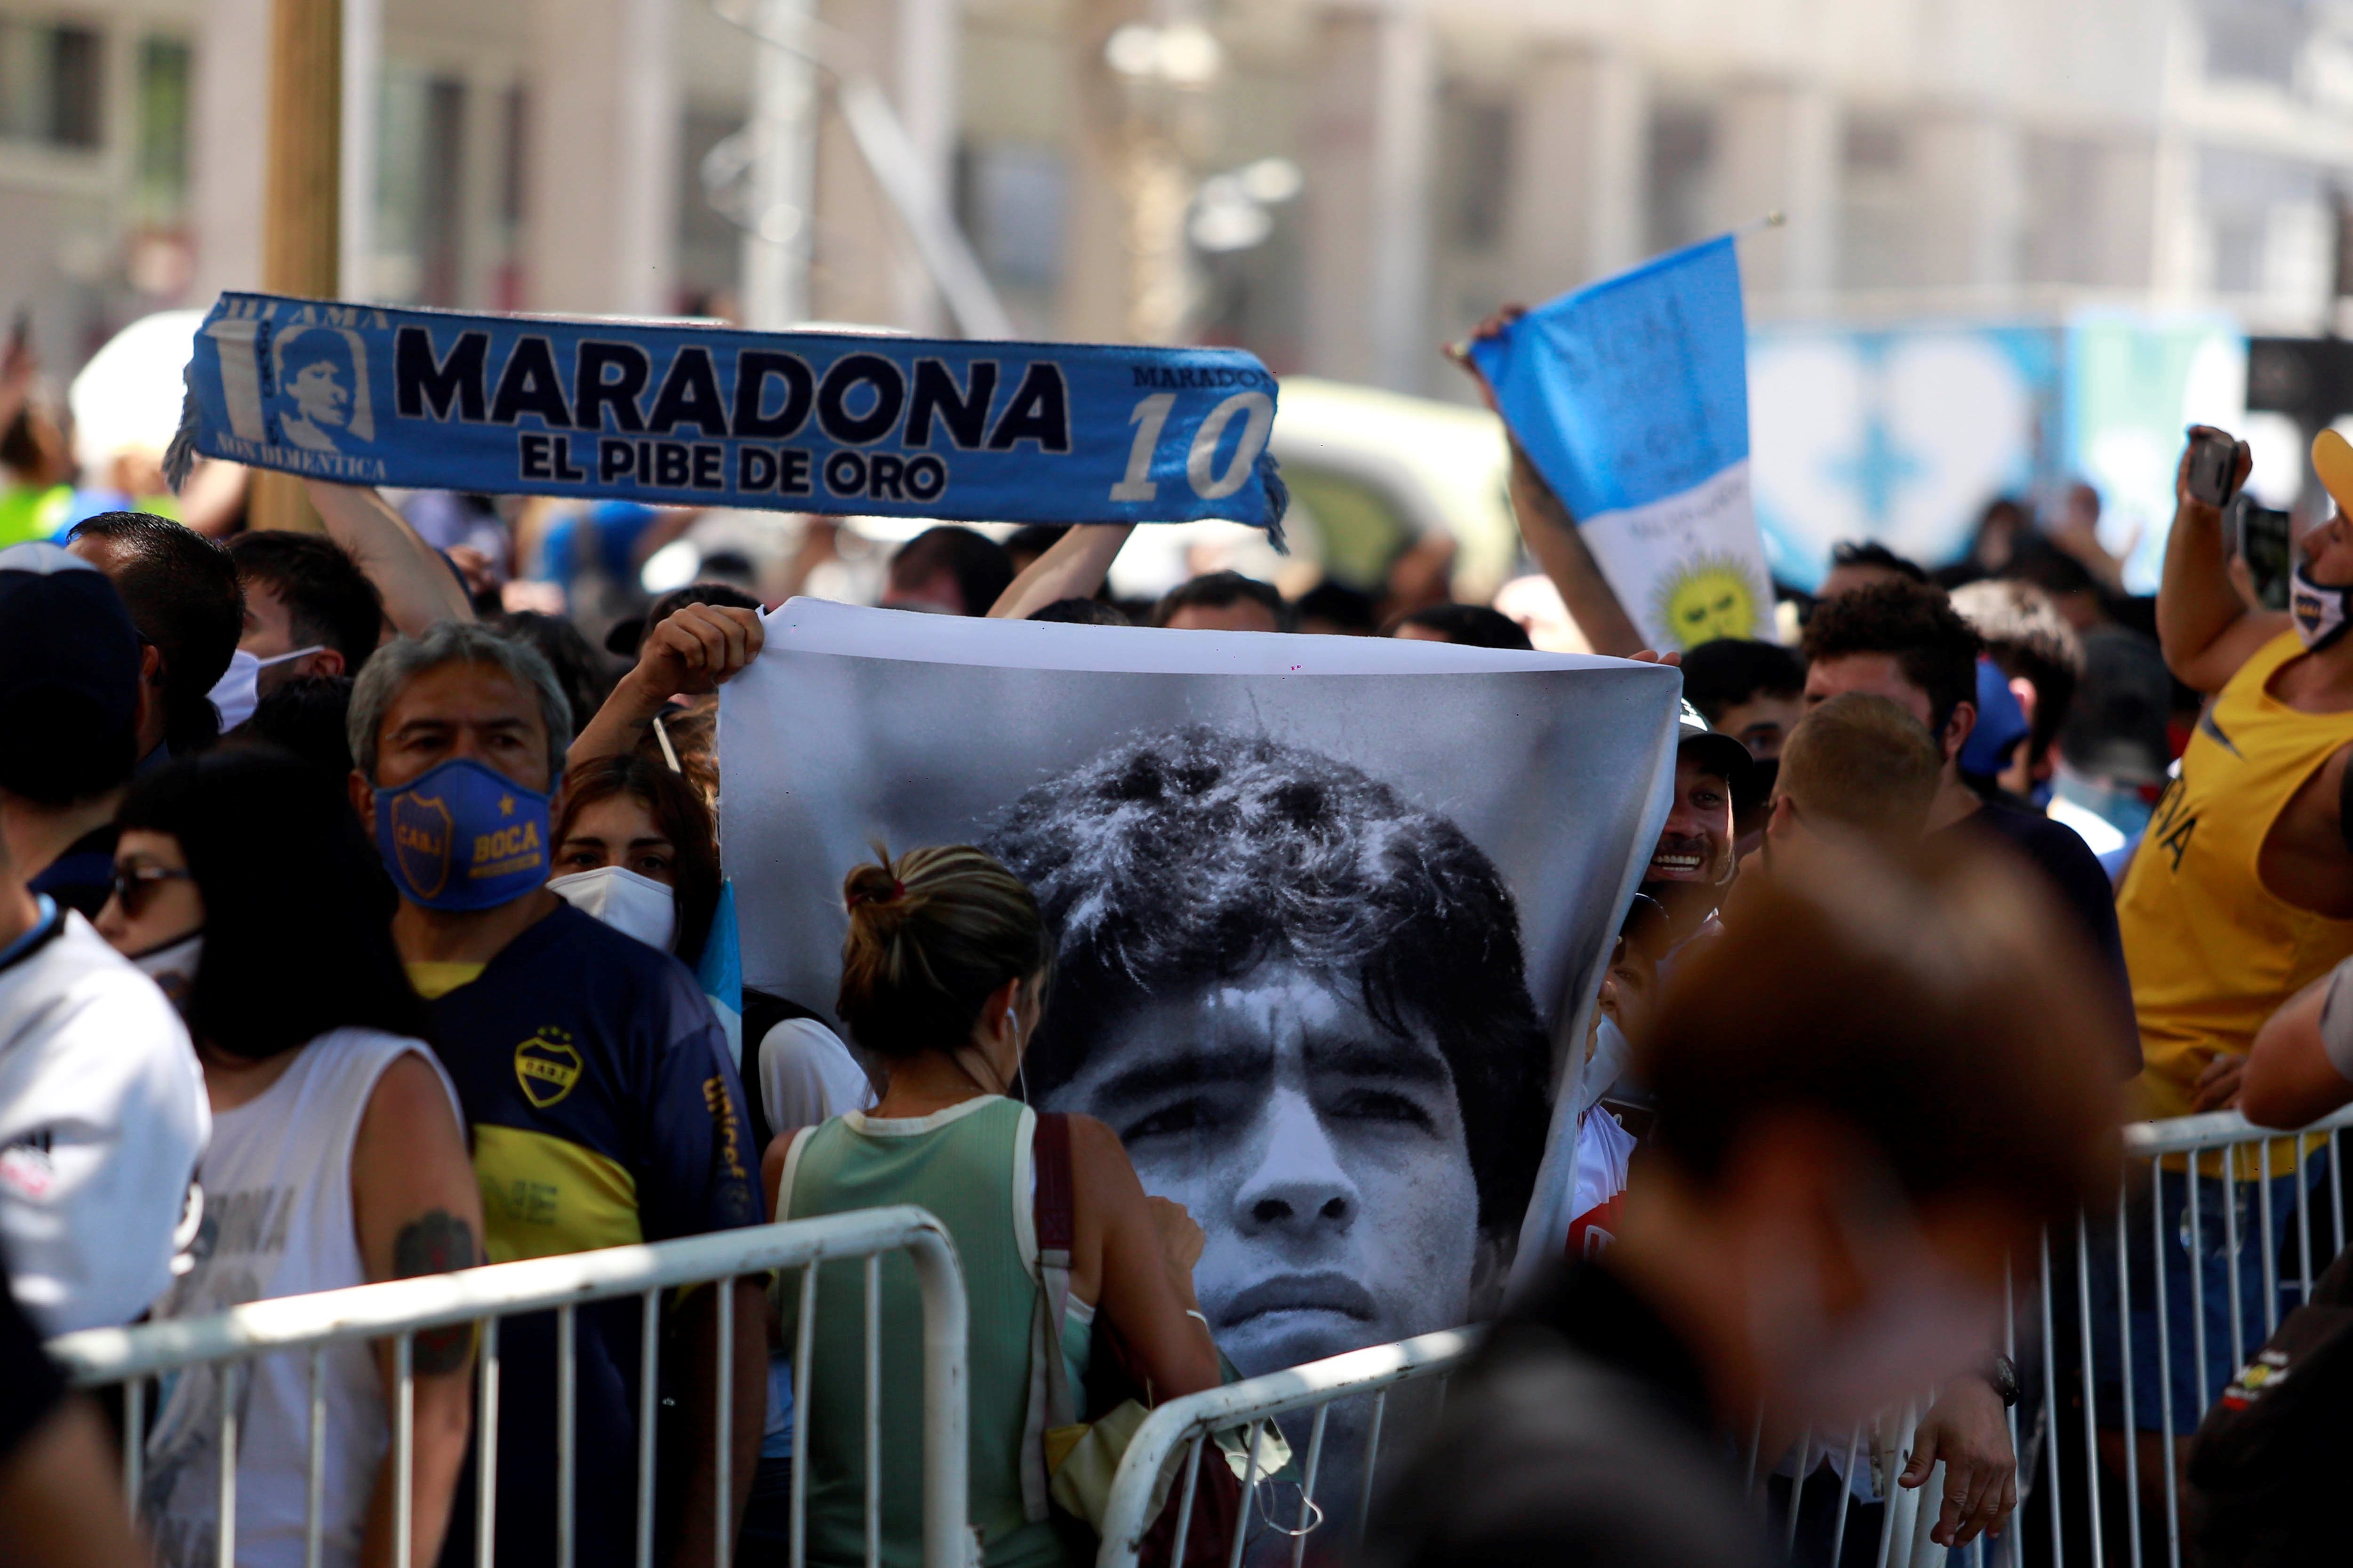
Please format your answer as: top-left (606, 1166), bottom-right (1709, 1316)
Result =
top-left (741, 0), bottom-right (817, 331)
top-left (251, 0), bottom-right (341, 534)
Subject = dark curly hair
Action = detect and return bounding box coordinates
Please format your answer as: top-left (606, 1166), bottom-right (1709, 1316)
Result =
top-left (986, 726), bottom-right (1551, 1235)
top-left (1801, 579), bottom-right (1983, 738)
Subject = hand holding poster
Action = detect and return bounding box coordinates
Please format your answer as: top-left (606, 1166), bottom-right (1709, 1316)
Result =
top-left (1470, 236), bottom-right (1774, 649)
top-left (168, 295), bottom-right (1288, 533)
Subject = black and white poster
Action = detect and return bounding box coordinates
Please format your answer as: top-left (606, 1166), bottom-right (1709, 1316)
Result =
top-left (723, 601), bottom-right (1674, 1364)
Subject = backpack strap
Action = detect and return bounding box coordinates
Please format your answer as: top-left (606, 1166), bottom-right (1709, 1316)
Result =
top-left (1020, 1109), bottom-right (1079, 1522)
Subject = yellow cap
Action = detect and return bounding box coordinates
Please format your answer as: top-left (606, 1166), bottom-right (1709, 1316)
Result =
top-left (2315, 428), bottom-right (2353, 517)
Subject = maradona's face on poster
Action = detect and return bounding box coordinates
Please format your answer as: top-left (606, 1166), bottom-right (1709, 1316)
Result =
top-left (984, 726), bottom-right (1547, 1377)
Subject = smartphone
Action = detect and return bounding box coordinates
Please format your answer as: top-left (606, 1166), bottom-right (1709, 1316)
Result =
top-left (2186, 429), bottom-right (2241, 508)
top-left (2232, 494), bottom-right (2294, 610)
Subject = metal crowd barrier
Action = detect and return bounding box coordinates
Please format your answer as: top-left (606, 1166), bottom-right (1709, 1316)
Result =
top-left (1094, 1326), bottom-right (1481, 1568)
top-left (1750, 1103), bottom-right (2353, 1568)
top-left (47, 1206), bottom-right (971, 1568)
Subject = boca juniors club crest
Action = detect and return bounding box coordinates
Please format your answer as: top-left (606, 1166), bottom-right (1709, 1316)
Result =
top-left (514, 1028), bottom-right (583, 1109)
top-left (390, 791), bottom-right (455, 899)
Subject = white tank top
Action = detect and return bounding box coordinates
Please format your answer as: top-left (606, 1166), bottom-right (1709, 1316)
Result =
top-left (142, 1028), bottom-right (464, 1568)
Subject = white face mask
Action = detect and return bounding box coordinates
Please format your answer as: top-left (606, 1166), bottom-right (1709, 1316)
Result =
top-left (548, 865), bottom-right (679, 952)
top-left (128, 930), bottom-right (203, 1013)
top-left (1748, 1184), bottom-right (2007, 1430)
top-left (209, 645), bottom-right (326, 732)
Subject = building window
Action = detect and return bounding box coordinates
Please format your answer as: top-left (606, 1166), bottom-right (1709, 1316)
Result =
top-left (1646, 105), bottom-right (1715, 257)
top-left (135, 37), bottom-right (192, 226)
top-left (0, 20), bottom-right (104, 149)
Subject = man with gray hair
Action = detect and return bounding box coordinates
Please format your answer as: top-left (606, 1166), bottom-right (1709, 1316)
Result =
top-left (345, 622), bottom-right (764, 1568)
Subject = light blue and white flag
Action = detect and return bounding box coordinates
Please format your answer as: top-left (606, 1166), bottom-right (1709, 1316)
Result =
top-left (696, 878), bottom-right (745, 1071)
top-left (1470, 236), bottom-right (1773, 649)
top-left (168, 294), bottom-right (1288, 535)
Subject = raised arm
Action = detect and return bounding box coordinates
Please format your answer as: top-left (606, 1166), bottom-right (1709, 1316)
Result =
top-left (303, 480), bottom-right (475, 633)
top-left (2155, 429), bottom-right (2284, 693)
top-left (1448, 312), bottom-right (1644, 658)
top-left (349, 1053), bottom-right (482, 1568)
top-left (1071, 1114), bottom-right (1221, 1402)
top-left (989, 523), bottom-right (1137, 619)
top-left (567, 604), bottom-right (763, 770)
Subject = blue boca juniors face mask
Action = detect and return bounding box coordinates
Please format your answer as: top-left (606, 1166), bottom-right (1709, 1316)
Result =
top-left (374, 757), bottom-right (552, 911)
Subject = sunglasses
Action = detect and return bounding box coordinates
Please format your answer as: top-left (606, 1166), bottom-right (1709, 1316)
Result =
top-left (109, 864), bottom-right (194, 919)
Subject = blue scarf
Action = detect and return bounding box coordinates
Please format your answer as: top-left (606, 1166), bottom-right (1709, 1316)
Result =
top-left (168, 295), bottom-right (1287, 538)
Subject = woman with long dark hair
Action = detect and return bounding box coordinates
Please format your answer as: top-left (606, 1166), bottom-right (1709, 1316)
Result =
top-left (95, 746), bottom-right (480, 1568)
top-left (548, 752), bottom-right (722, 967)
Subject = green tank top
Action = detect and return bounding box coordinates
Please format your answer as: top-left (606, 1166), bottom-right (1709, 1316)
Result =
top-left (779, 1095), bottom-right (1091, 1568)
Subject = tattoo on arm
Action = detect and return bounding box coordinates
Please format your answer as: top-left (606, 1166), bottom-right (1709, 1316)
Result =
top-left (394, 1209), bottom-right (477, 1375)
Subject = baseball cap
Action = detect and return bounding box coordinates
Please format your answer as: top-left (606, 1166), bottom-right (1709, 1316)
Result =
top-left (0, 541), bottom-right (142, 804)
top-left (1677, 696), bottom-right (1758, 795)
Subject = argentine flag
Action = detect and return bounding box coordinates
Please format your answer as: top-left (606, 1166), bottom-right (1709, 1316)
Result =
top-left (1471, 235), bottom-right (1773, 650)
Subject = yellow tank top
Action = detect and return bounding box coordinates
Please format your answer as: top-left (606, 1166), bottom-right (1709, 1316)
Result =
top-left (2117, 631), bottom-right (2353, 1163)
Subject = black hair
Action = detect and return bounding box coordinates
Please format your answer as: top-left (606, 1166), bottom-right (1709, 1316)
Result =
top-left (227, 530), bottom-right (386, 672)
top-left (116, 745), bottom-right (428, 1059)
top-left (1386, 602), bottom-right (1533, 651)
top-left (1679, 638), bottom-right (1806, 725)
top-left (1003, 524), bottom-right (1070, 569)
top-left (987, 726), bottom-right (1551, 1234)
top-left (2004, 536), bottom-right (2099, 599)
top-left (1152, 570), bottom-right (1289, 631)
top-left (1951, 579), bottom-right (2083, 766)
top-left (229, 674), bottom-right (354, 779)
top-left (1293, 581), bottom-right (1379, 634)
top-left (1029, 597), bottom-right (1132, 626)
top-left (67, 512), bottom-right (242, 754)
top-left (492, 610), bottom-right (616, 736)
top-left (888, 526), bottom-right (1014, 616)
top-left (1801, 580), bottom-right (1983, 740)
top-left (1829, 540), bottom-right (1929, 584)
top-left (608, 581), bottom-right (764, 658)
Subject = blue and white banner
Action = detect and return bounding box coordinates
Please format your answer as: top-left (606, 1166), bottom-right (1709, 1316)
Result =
top-left (1471, 236), bottom-right (1772, 649)
top-left (171, 295), bottom-right (1288, 532)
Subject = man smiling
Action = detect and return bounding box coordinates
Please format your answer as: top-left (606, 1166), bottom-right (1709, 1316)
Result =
top-left (987, 726), bottom-right (1553, 1380)
top-left (1641, 702), bottom-right (1754, 957)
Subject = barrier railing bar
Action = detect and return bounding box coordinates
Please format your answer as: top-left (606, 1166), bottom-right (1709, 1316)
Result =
top-left (122, 1374), bottom-right (143, 1513)
top-left (2073, 1214), bottom-right (2104, 1568)
top-left (2000, 1257), bottom-right (2018, 1568)
top-left (1783, 1435), bottom-right (1813, 1555)
top-left (2037, 1228), bottom-right (2062, 1568)
top-left (1291, 1404), bottom-right (1329, 1568)
top-left (1828, 1427), bottom-right (1861, 1568)
top-left (1870, 1401), bottom-right (1912, 1568)
top-left (1168, 1435), bottom-right (1205, 1567)
top-left (306, 1345), bottom-right (326, 1568)
top-left (559, 1303), bottom-right (577, 1568)
top-left (2187, 1170), bottom-right (2209, 1421)
top-left (2332, 1130), bottom-right (2346, 1256)
top-left (865, 1253), bottom-right (881, 1568)
top-left (2257, 1144), bottom-right (2278, 1338)
top-left (2220, 1149), bottom-right (2243, 1417)
top-left (789, 1263), bottom-right (816, 1568)
top-left (217, 1359), bottom-right (240, 1568)
top-left (2152, 1167), bottom-right (2180, 1568)
top-left (475, 1315), bottom-right (498, 1568)
top-left (1224, 1421), bottom-right (1268, 1568)
top-left (716, 1277), bottom-right (736, 1568)
top-left (395, 1332), bottom-right (416, 1568)
top-left (1353, 1390), bottom-right (1386, 1549)
top-left (2113, 1191), bottom-right (2140, 1568)
top-left (637, 1288), bottom-right (659, 1568)
top-left (2120, 1104), bottom-right (2353, 1157)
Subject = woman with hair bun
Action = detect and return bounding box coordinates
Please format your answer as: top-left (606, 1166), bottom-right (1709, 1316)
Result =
top-left (764, 844), bottom-right (1219, 1568)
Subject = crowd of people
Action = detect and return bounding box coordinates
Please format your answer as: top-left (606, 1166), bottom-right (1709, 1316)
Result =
top-left (4, 311), bottom-right (2353, 1568)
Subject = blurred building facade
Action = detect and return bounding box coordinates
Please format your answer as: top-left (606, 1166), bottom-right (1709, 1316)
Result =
top-left (11, 0), bottom-right (2353, 394)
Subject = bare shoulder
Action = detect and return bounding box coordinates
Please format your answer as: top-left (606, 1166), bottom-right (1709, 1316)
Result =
top-left (1063, 1112), bottom-right (1135, 1175)
top-left (360, 1051), bottom-right (463, 1142)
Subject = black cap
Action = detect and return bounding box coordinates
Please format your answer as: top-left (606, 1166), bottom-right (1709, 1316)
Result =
top-left (0, 542), bottom-right (141, 804)
top-left (1676, 696), bottom-right (1758, 795)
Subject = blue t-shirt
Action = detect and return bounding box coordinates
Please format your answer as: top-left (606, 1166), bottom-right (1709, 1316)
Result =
top-left (429, 904), bottom-right (761, 1568)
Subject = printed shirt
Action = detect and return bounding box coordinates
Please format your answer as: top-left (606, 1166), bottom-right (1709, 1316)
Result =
top-left (424, 903), bottom-right (762, 1568)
